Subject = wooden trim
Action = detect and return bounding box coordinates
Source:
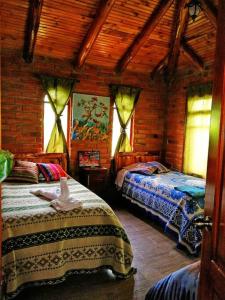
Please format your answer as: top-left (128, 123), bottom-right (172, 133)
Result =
top-left (166, 0), bottom-right (189, 81)
top-left (75, 0), bottom-right (116, 68)
top-left (199, 0), bottom-right (217, 28)
top-left (23, 0), bottom-right (44, 63)
top-left (114, 151), bottom-right (161, 172)
top-left (116, 0), bottom-right (174, 73)
top-left (181, 42), bottom-right (204, 71)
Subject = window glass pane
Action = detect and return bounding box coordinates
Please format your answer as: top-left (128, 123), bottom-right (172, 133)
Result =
top-left (44, 95), bottom-right (68, 151)
top-left (111, 105), bottom-right (131, 156)
top-left (183, 95), bottom-right (212, 178)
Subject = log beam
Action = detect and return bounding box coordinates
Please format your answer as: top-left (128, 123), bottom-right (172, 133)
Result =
top-left (181, 41), bottom-right (204, 71)
top-left (76, 0), bottom-right (116, 68)
top-left (166, 0), bottom-right (189, 81)
top-left (199, 0), bottom-right (217, 28)
top-left (116, 0), bottom-right (174, 73)
top-left (23, 0), bottom-right (43, 63)
top-left (151, 54), bottom-right (168, 79)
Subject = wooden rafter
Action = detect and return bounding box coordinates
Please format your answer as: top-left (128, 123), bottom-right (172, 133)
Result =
top-left (76, 0), bottom-right (116, 68)
top-left (23, 0), bottom-right (43, 63)
top-left (181, 41), bottom-right (204, 71)
top-left (151, 54), bottom-right (168, 79)
top-left (116, 0), bottom-right (174, 73)
top-left (151, 41), bottom-right (203, 79)
top-left (199, 0), bottom-right (217, 28)
top-left (166, 0), bottom-right (189, 81)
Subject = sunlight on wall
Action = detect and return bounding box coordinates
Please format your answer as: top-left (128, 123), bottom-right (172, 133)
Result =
top-left (44, 95), bottom-right (68, 151)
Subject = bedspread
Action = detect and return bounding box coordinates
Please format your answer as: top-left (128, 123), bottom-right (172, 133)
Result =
top-left (2, 179), bottom-right (134, 299)
top-left (121, 171), bottom-right (205, 254)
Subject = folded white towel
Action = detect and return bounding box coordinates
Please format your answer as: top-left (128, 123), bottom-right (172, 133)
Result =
top-left (30, 188), bottom-right (60, 200)
top-left (51, 197), bottom-right (83, 211)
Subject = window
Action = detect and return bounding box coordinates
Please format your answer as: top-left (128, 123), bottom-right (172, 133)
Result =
top-left (183, 95), bottom-right (212, 178)
top-left (111, 104), bottom-right (132, 156)
top-left (43, 95), bottom-right (68, 151)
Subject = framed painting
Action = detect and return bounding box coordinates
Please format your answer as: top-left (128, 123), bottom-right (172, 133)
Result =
top-left (72, 93), bottom-right (110, 141)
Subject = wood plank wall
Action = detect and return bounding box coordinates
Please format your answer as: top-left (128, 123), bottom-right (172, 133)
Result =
top-left (165, 69), bottom-right (214, 171)
top-left (1, 49), bottom-right (166, 174)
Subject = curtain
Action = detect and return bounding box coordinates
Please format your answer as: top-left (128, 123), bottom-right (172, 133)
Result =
top-left (0, 150), bottom-right (14, 182)
top-left (41, 76), bottom-right (75, 153)
top-left (183, 83), bottom-right (212, 178)
top-left (110, 85), bottom-right (141, 153)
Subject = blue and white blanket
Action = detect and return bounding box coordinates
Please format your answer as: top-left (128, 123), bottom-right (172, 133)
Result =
top-left (120, 171), bottom-right (205, 255)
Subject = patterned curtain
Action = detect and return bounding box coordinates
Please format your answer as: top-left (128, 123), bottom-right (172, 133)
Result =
top-left (110, 85), bottom-right (141, 153)
top-left (183, 82), bottom-right (212, 178)
top-left (41, 76), bottom-right (75, 153)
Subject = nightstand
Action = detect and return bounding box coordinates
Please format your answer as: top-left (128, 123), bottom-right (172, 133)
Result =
top-left (79, 167), bottom-right (108, 197)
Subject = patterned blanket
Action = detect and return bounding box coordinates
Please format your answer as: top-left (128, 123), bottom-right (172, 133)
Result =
top-left (2, 179), bottom-right (135, 299)
top-left (145, 261), bottom-right (200, 300)
top-left (121, 171), bottom-right (205, 254)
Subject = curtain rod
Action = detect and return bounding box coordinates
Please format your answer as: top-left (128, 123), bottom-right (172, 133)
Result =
top-left (35, 73), bottom-right (80, 82)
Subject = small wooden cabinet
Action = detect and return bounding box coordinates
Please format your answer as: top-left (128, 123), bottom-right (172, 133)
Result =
top-left (79, 167), bottom-right (108, 197)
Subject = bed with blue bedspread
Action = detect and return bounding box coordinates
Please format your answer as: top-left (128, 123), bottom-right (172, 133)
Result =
top-left (145, 260), bottom-right (200, 300)
top-left (116, 162), bottom-right (205, 255)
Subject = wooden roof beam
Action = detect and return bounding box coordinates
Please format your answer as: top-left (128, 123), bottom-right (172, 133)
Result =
top-left (199, 0), bottom-right (217, 28)
top-left (116, 0), bottom-right (174, 73)
top-left (151, 54), bottom-right (168, 79)
top-left (75, 0), bottom-right (116, 69)
top-left (166, 0), bottom-right (189, 81)
top-left (23, 0), bottom-right (43, 63)
top-left (181, 41), bottom-right (204, 71)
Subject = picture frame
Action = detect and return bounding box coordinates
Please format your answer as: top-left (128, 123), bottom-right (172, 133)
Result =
top-left (72, 93), bottom-right (110, 141)
top-left (78, 151), bottom-right (100, 168)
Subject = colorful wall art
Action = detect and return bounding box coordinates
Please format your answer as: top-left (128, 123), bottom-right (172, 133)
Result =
top-left (72, 93), bottom-right (110, 140)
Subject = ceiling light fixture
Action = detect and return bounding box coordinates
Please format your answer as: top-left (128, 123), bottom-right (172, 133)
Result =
top-left (186, 0), bottom-right (201, 21)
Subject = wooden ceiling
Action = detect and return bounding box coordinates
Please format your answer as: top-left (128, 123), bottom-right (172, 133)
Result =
top-left (1, 0), bottom-right (218, 77)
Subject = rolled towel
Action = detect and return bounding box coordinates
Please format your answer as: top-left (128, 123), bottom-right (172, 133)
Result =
top-left (30, 188), bottom-right (60, 200)
top-left (51, 197), bottom-right (83, 211)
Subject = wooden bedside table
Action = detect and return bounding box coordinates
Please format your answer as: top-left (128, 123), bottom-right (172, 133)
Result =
top-left (79, 167), bottom-right (108, 197)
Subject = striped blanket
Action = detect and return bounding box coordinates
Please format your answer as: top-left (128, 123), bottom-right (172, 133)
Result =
top-left (2, 179), bottom-right (135, 299)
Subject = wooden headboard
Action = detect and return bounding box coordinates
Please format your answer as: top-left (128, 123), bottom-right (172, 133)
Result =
top-left (14, 153), bottom-right (68, 172)
top-left (115, 151), bottom-right (161, 172)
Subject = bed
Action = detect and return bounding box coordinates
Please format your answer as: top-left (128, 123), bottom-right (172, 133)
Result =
top-left (115, 152), bottom-right (205, 255)
top-left (2, 153), bottom-right (135, 299)
top-left (145, 260), bottom-right (200, 300)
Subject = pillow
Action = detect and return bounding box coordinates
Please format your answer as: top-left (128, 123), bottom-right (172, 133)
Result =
top-left (130, 165), bottom-right (157, 176)
top-left (145, 161), bottom-right (169, 174)
top-left (37, 163), bottom-right (68, 182)
top-left (6, 160), bottom-right (39, 184)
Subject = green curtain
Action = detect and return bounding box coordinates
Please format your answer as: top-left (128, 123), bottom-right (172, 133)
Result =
top-left (183, 83), bottom-right (212, 178)
top-left (41, 76), bottom-right (75, 153)
top-left (0, 150), bottom-right (14, 182)
top-left (110, 85), bottom-right (141, 153)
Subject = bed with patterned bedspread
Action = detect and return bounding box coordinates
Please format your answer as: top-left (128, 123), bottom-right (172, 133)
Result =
top-left (145, 260), bottom-right (200, 300)
top-left (2, 178), bottom-right (135, 299)
top-left (117, 169), bottom-right (205, 255)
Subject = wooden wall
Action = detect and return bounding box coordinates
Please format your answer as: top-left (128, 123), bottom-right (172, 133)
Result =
top-left (1, 49), bottom-right (166, 174)
top-left (165, 69), bottom-right (214, 171)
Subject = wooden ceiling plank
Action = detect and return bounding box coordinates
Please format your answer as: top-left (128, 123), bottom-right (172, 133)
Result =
top-left (116, 0), bottom-right (174, 73)
top-left (75, 0), bottom-right (116, 68)
top-left (199, 0), bottom-right (217, 28)
top-left (23, 0), bottom-right (44, 63)
top-left (181, 41), bottom-right (204, 71)
top-left (166, 0), bottom-right (189, 81)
